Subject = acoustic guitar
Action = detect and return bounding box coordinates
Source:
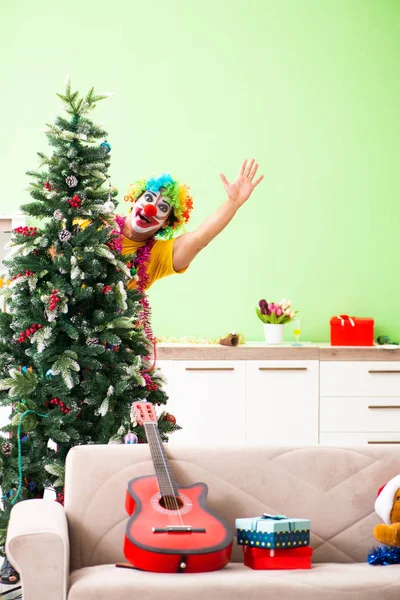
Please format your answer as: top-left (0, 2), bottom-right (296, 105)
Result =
top-left (123, 402), bottom-right (233, 573)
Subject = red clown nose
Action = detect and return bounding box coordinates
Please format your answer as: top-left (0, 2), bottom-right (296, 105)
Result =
top-left (143, 204), bottom-right (157, 218)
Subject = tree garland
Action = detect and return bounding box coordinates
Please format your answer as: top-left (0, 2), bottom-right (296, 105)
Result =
top-left (12, 410), bottom-right (49, 505)
top-left (115, 215), bottom-right (156, 373)
top-left (368, 544), bottom-right (400, 565)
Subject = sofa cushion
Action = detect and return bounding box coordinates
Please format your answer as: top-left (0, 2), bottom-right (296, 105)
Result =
top-left (68, 562), bottom-right (400, 600)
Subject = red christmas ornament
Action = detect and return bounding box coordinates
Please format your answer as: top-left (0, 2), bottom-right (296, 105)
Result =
top-left (163, 413), bottom-right (176, 425)
top-left (102, 285), bottom-right (113, 294)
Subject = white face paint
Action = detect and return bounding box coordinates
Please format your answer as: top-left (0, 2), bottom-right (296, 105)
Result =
top-left (131, 190), bottom-right (172, 234)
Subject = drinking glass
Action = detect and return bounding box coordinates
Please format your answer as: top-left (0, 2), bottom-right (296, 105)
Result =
top-left (292, 317), bottom-right (303, 346)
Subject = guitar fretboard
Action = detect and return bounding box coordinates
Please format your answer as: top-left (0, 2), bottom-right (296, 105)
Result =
top-left (144, 422), bottom-right (178, 497)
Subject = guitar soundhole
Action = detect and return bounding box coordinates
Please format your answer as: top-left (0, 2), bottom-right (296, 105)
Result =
top-left (159, 495), bottom-right (184, 510)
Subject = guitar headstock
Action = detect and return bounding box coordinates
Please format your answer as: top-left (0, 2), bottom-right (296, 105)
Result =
top-left (131, 401), bottom-right (157, 426)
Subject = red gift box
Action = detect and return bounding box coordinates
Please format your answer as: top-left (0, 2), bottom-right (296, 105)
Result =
top-left (330, 315), bottom-right (374, 346)
top-left (243, 546), bottom-right (312, 570)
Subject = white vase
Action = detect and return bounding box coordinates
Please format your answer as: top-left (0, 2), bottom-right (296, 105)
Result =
top-left (264, 323), bottom-right (285, 345)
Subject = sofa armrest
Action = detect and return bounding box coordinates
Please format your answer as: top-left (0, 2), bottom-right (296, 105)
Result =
top-left (6, 499), bottom-right (69, 600)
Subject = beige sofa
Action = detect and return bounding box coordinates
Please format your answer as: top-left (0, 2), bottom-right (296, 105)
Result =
top-left (6, 444), bottom-right (400, 599)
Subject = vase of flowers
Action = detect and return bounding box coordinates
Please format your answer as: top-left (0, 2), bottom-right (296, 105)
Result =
top-left (256, 298), bottom-right (297, 344)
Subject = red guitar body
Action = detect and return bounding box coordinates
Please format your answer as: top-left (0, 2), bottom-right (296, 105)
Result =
top-left (124, 474), bottom-right (233, 573)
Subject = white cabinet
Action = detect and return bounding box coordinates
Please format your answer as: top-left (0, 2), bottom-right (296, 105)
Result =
top-left (320, 397), bottom-right (400, 432)
top-left (157, 354), bottom-right (400, 447)
top-left (168, 361), bottom-right (246, 446)
top-left (320, 362), bottom-right (400, 397)
top-left (246, 361), bottom-right (319, 444)
top-left (320, 361), bottom-right (400, 446)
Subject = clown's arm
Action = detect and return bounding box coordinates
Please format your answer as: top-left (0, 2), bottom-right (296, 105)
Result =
top-left (173, 159), bottom-right (263, 272)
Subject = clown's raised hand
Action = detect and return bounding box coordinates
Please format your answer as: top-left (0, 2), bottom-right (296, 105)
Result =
top-left (173, 159), bottom-right (263, 271)
top-left (220, 159), bottom-right (264, 208)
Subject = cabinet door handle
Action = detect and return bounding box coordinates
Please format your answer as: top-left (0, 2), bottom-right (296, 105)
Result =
top-left (368, 370), bottom-right (400, 374)
top-left (368, 441), bottom-right (400, 444)
top-left (368, 405), bottom-right (400, 409)
top-left (185, 367), bottom-right (235, 371)
top-left (258, 367), bottom-right (308, 371)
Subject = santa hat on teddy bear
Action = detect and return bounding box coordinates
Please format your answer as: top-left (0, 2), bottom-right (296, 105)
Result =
top-left (375, 474), bottom-right (400, 525)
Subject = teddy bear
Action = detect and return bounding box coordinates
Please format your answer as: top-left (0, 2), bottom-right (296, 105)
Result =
top-left (374, 474), bottom-right (400, 547)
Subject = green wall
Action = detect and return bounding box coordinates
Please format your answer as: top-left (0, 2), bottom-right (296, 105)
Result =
top-left (1, 0), bottom-right (399, 342)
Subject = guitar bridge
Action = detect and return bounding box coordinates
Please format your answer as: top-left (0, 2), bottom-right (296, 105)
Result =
top-left (152, 526), bottom-right (206, 534)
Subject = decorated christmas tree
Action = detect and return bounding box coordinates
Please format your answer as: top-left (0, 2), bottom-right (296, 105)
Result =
top-left (0, 82), bottom-right (178, 552)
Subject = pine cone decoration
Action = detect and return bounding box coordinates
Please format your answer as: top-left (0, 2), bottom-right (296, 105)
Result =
top-left (59, 229), bottom-right (72, 243)
top-left (65, 175), bottom-right (78, 188)
top-left (2, 441), bottom-right (12, 456)
top-left (53, 209), bottom-right (64, 221)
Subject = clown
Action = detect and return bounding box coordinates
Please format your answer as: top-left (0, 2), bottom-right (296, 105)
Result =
top-left (119, 159), bottom-right (263, 291)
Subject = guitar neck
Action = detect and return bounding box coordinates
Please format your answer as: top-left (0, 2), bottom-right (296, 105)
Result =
top-left (144, 422), bottom-right (179, 497)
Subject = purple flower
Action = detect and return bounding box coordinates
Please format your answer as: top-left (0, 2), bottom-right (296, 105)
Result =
top-left (259, 299), bottom-right (268, 315)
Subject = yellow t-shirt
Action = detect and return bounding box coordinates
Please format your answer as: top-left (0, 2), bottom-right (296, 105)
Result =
top-left (76, 218), bottom-right (187, 291)
top-left (122, 236), bottom-right (188, 291)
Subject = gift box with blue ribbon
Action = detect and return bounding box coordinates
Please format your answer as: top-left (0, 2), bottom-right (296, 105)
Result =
top-left (236, 513), bottom-right (311, 549)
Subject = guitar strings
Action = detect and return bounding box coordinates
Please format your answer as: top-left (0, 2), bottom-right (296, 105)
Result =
top-left (148, 423), bottom-right (181, 520)
top-left (145, 422), bottom-right (184, 525)
top-left (146, 423), bottom-right (181, 517)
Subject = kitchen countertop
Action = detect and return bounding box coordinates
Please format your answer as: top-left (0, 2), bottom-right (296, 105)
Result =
top-left (156, 342), bottom-right (400, 361)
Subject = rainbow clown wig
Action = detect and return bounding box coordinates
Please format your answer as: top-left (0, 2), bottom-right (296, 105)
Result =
top-left (124, 174), bottom-right (194, 240)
